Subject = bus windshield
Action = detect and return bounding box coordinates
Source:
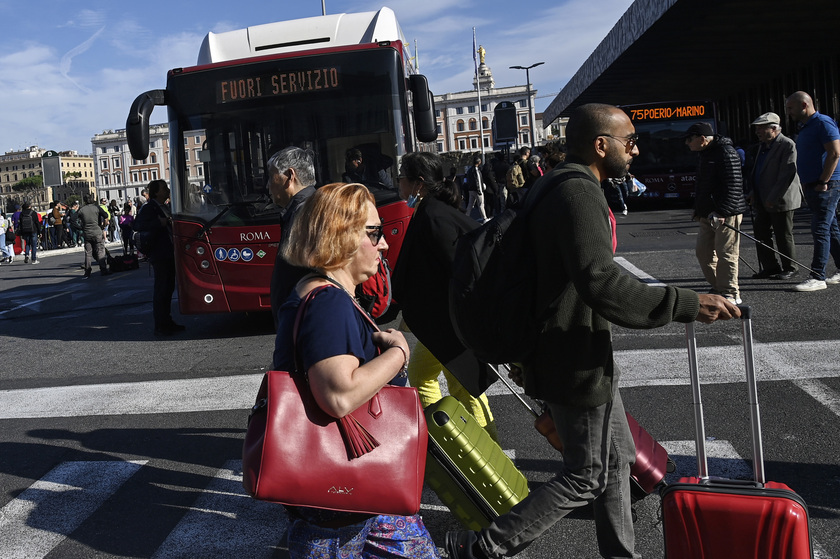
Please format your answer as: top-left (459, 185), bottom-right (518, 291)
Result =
top-left (166, 47), bottom-right (406, 226)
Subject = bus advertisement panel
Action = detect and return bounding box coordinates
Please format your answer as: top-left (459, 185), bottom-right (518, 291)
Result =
top-left (620, 101), bottom-right (718, 200)
top-left (126, 8), bottom-right (436, 314)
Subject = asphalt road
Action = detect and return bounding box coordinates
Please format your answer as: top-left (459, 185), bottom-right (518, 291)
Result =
top-left (1, 206), bottom-right (839, 558)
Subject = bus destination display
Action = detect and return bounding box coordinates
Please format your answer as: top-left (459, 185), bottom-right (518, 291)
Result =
top-left (625, 102), bottom-right (712, 122)
top-left (216, 67), bottom-right (340, 104)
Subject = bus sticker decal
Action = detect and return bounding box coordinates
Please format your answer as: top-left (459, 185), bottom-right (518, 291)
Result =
top-left (241, 248), bottom-right (254, 262)
top-left (214, 247), bottom-right (228, 261)
top-left (257, 250), bottom-right (267, 259)
top-left (228, 248), bottom-right (241, 262)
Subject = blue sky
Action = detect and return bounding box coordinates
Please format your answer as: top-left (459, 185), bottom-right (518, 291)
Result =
top-left (0, 0), bottom-right (634, 155)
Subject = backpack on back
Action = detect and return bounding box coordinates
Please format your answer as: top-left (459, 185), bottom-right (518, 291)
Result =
top-left (448, 170), bottom-right (593, 365)
top-left (19, 212), bottom-right (35, 233)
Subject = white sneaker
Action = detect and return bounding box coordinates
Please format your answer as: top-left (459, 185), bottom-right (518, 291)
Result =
top-left (826, 272), bottom-right (840, 285)
top-left (725, 296), bottom-right (743, 305)
top-left (793, 278), bottom-right (827, 292)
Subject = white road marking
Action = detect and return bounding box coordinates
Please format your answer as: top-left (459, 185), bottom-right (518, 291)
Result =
top-left (615, 256), bottom-right (667, 287)
top-left (152, 460), bottom-right (288, 559)
top-left (0, 460), bottom-right (145, 559)
top-left (0, 374), bottom-right (264, 419)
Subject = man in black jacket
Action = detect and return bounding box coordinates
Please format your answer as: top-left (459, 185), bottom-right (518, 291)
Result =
top-left (17, 201), bottom-right (41, 264)
top-left (133, 180), bottom-right (184, 336)
top-left (267, 147), bottom-right (317, 328)
top-left (684, 121), bottom-right (747, 303)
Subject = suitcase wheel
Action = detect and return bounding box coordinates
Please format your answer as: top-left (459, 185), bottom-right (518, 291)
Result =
top-left (666, 457), bottom-right (676, 474)
top-left (432, 411), bottom-right (451, 427)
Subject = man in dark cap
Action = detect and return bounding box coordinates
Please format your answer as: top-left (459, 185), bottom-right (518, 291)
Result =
top-left (684, 121), bottom-right (747, 303)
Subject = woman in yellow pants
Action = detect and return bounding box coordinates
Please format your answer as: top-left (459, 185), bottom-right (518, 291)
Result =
top-left (391, 151), bottom-right (499, 443)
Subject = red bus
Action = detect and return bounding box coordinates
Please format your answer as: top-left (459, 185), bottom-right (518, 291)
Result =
top-left (125, 8), bottom-right (436, 314)
top-left (620, 100), bottom-right (719, 200)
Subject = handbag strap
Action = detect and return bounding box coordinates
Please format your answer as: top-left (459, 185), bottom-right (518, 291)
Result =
top-left (290, 283), bottom-right (383, 459)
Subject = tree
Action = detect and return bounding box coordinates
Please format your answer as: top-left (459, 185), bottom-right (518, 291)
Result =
top-left (12, 175), bottom-right (43, 195)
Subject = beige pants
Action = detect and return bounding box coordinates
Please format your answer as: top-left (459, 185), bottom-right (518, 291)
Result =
top-left (696, 214), bottom-right (742, 299)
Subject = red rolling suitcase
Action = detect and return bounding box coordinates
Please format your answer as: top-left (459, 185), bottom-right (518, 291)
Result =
top-left (661, 307), bottom-right (812, 558)
top-left (491, 364), bottom-right (673, 500)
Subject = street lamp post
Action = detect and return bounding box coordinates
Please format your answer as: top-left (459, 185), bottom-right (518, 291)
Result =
top-left (510, 62), bottom-right (544, 149)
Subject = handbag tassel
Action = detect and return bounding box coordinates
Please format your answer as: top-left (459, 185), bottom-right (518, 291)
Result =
top-left (339, 414), bottom-right (380, 459)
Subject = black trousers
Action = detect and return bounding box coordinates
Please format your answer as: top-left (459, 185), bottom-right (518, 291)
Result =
top-left (752, 205), bottom-right (797, 272)
top-left (152, 256), bottom-right (176, 328)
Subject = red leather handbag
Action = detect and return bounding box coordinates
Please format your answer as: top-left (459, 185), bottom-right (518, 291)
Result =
top-left (242, 286), bottom-right (428, 516)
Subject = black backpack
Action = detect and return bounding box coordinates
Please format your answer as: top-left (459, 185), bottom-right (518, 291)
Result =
top-left (19, 211), bottom-right (35, 233)
top-left (448, 170), bottom-right (593, 365)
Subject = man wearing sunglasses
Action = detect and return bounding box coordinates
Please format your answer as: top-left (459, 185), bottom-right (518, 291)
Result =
top-left (447, 104), bottom-right (739, 559)
top-left (683, 121), bottom-right (747, 304)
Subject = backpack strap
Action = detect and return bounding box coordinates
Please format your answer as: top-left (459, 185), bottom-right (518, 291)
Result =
top-left (522, 169), bottom-right (597, 215)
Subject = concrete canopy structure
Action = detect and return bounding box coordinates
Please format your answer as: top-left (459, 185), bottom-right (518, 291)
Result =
top-left (544, 0), bottom-right (840, 138)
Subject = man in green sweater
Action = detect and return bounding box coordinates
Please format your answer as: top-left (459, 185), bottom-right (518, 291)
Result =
top-left (447, 103), bottom-right (740, 559)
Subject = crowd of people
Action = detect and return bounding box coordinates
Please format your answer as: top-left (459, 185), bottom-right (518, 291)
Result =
top-left (3, 89), bottom-right (838, 558)
top-left (0, 191), bottom-right (149, 266)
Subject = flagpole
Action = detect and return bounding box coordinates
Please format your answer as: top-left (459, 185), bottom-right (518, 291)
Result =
top-left (473, 28), bottom-right (485, 156)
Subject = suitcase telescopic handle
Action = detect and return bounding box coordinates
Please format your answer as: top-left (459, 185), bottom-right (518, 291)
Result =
top-left (684, 305), bottom-right (765, 484)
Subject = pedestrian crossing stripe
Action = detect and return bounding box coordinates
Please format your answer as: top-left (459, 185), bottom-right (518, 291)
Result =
top-left (3, 445), bottom-right (831, 559)
top-left (0, 460), bottom-right (146, 559)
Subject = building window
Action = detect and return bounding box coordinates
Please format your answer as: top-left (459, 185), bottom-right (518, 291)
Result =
top-left (101, 159), bottom-right (108, 169)
top-left (142, 171), bottom-right (148, 181)
top-left (194, 135), bottom-right (201, 145)
top-left (102, 175), bottom-right (109, 185)
top-left (152, 170), bottom-right (158, 180)
top-left (519, 100), bottom-right (527, 108)
top-left (114, 145), bottom-right (120, 152)
top-left (456, 107), bottom-right (464, 115)
top-left (196, 166), bottom-right (203, 177)
top-left (457, 120), bottom-right (465, 132)
top-left (483, 137), bottom-right (490, 148)
top-left (522, 132), bottom-right (529, 144)
top-left (437, 142), bottom-right (444, 152)
top-left (114, 174), bottom-right (121, 184)
top-left (520, 115), bottom-right (529, 126)
top-left (185, 150), bottom-right (190, 161)
top-left (184, 138), bottom-right (188, 145)
top-left (468, 106), bottom-right (476, 113)
top-left (436, 123), bottom-right (442, 134)
top-left (113, 158), bottom-right (120, 168)
top-left (150, 153), bottom-right (157, 163)
top-left (469, 119), bottom-right (477, 131)
top-left (132, 172), bottom-right (139, 182)
top-left (470, 138), bottom-right (478, 149)
top-left (458, 139), bottom-right (466, 150)
top-left (481, 104), bottom-right (488, 112)
top-left (435, 109), bottom-right (441, 118)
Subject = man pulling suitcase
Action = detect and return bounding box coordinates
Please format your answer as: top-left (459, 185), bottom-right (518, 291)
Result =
top-left (446, 103), bottom-right (740, 559)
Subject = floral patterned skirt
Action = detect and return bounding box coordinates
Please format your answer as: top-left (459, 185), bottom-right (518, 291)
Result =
top-left (287, 513), bottom-right (440, 558)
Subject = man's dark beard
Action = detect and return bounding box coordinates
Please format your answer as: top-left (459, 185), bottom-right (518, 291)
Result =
top-left (604, 150), bottom-right (630, 179)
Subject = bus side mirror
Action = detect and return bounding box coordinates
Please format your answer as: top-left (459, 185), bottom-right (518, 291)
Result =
top-left (409, 74), bottom-right (437, 143)
top-left (126, 89), bottom-right (167, 160)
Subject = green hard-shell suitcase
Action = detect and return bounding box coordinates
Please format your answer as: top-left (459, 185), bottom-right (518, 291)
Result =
top-left (424, 396), bottom-right (530, 530)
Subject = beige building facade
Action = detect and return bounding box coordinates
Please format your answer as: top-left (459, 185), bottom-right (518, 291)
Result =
top-left (433, 58), bottom-right (546, 155)
top-left (1, 146), bottom-right (49, 212)
top-left (91, 124), bottom-right (206, 204)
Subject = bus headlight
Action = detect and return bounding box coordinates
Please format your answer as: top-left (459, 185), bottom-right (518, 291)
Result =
top-left (204, 294), bottom-right (214, 304)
